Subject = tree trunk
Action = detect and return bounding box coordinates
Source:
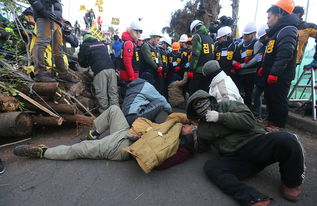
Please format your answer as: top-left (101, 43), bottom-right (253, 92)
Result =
top-left (20, 82), bottom-right (59, 96)
top-left (231, 0), bottom-right (240, 38)
top-left (32, 115), bottom-right (63, 126)
top-left (0, 112), bottom-right (33, 137)
top-left (61, 114), bottom-right (95, 126)
top-left (201, 0), bottom-right (220, 26)
top-left (76, 96), bottom-right (96, 112)
top-left (24, 102), bottom-right (77, 115)
top-left (0, 93), bottom-right (20, 112)
top-left (60, 82), bottom-right (85, 97)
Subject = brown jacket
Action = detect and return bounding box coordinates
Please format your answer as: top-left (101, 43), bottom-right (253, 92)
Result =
top-left (168, 72), bottom-right (188, 107)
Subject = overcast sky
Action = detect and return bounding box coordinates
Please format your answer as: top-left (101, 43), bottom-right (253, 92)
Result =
top-left (62, 0), bottom-right (317, 37)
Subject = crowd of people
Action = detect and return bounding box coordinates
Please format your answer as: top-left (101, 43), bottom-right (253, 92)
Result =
top-left (1, 0), bottom-right (316, 205)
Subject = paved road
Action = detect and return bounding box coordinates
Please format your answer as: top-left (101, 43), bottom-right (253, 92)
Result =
top-left (0, 113), bottom-right (316, 206)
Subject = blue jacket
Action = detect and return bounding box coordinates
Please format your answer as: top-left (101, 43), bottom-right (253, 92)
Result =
top-left (122, 78), bottom-right (172, 115)
top-left (112, 40), bottom-right (122, 58)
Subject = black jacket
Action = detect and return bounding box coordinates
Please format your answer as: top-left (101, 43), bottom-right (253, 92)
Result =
top-left (28, 0), bottom-right (63, 21)
top-left (262, 14), bottom-right (299, 81)
top-left (78, 37), bottom-right (114, 76)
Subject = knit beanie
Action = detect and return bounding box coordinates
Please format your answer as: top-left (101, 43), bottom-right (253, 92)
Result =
top-left (202, 60), bottom-right (221, 76)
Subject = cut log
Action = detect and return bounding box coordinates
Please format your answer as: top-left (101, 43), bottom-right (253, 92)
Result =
top-left (77, 96), bottom-right (96, 111)
top-left (60, 82), bottom-right (84, 97)
top-left (32, 115), bottom-right (63, 126)
top-left (20, 82), bottom-right (59, 96)
top-left (0, 93), bottom-right (20, 112)
top-left (24, 102), bottom-right (77, 115)
top-left (0, 112), bottom-right (33, 137)
top-left (61, 114), bottom-right (94, 126)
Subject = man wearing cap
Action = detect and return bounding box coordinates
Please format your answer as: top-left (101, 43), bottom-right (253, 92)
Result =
top-left (214, 26), bottom-right (237, 77)
top-left (262, 0), bottom-right (299, 129)
top-left (186, 90), bottom-right (305, 206)
top-left (232, 22), bottom-right (258, 110)
top-left (179, 34), bottom-right (191, 72)
top-left (158, 37), bottom-right (172, 97)
top-left (167, 42), bottom-right (183, 84)
top-left (119, 21), bottom-right (142, 83)
top-left (140, 31), bottom-right (164, 93)
top-left (78, 33), bottom-right (119, 113)
top-left (202, 60), bottom-right (243, 103)
top-left (188, 20), bottom-right (214, 95)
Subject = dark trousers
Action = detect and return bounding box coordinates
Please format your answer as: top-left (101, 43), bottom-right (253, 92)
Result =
top-left (264, 79), bottom-right (291, 127)
top-left (125, 99), bottom-right (164, 125)
top-left (236, 73), bottom-right (256, 110)
top-left (204, 132), bottom-right (305, 206)
top-left (189, 73), bottom-right (209, 95)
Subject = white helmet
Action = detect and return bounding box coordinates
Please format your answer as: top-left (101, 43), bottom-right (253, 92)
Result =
top-left (242, 22), bottom-right (257, 35)
top-left (257, 25), bottom-right (269, 39)
top-left (179, 34), bottom-right (188, 42)
top-left (150, 30), bottom-right (162, 38)
top-left (130, 20), bottom-right (142, 31)
top-left (216, 26), bottom-right (232, 39)
top-left (190, 20), bottom-right (203, 33)
top-left (161, 36), bottom-right (172, 46)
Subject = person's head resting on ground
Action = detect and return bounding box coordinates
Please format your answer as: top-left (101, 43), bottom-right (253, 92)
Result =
top-left (186, 90), bottom-right (218, 121)
top-left (242, 22), bottom-right (257, 43)
top-left (202, 60), bottom-right (222, 80)
top-left (139, 72), bottom-right (155, 85)
top-left (216, 26), bottom-right (232, 43)
top-left (172, 42), bottom-right (180, 54)
top-left (292, 6), bottom-right (304, 20)
top-left (128, 20), bottom-right (143, 42)
top-left (190, 20), bottom-right (203, 34)
top-left (180, 124), bottom-right (198, 153)
top-left (267, 0), bottom-right (295, 28)
top-left (149, 30), bottom-right (162, 46)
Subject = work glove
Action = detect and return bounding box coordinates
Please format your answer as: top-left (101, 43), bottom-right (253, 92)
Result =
top-left (185, 62), bottom-right (190, 68)
top-left (157, 67), bottom-right (163, 77)
top-left (230, 69), bottom-right (236, 75)
top-left (174, 66), bottom-right (180, 72)
top-left (257, 67), bottom-right (264, 77)
top-left (233, 62), bottom-right (242, 70)
top-left (205, 110), bottom-right (219, 122)
top-left (267, 75), bottom-right (278, 84)
top-left (187, 72), bottom-right (194, 80)
top-left (244, 56), bottom-right (251, 63)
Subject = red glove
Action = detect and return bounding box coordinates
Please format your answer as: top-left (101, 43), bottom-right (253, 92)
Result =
top-left (128, 76), bottom-right (135, 81)
top-left (230, 69), bottom-right (236, 75)
top-left (267, 75), bottom-right (278, 84)
top-left (187, 72), bottom-right (194, 80)
top-left (244, 56), bottom-right (251, 63)
top-left (157, 67), bottom-right (163, 77)
top-left (233, 62), bottom-right (242, 70)
top-left (257, 67), bottom-right (264, 77)
top-left (174, 66), bottom-right (180, 72)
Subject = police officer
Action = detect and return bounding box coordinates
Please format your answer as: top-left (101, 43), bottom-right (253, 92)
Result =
top-left (188, 20), bottom-right (214, 95)
top-left (232, 22), bottom-right (258, 109)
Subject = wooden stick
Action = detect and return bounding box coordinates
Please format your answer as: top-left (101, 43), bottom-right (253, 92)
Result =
top-left (0, 138), bottom-right (32, 148)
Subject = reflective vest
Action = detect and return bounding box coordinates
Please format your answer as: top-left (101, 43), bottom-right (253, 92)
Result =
top-left (214, 40), bottom-right (236, 75)
top-left (159, 46), bottom-right (169, 69)
top-left (119, 40), bottom-right (140, 72)
top-left (236, 38), bottom-right (257, 75)
top-left (196, 33), bottom-right (214, 67)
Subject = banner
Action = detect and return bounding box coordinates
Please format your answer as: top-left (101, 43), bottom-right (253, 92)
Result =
top-left (88, 25), bottom-right (106, 41)
top-left (111, 17), bottom-right (120, 25)
top-left (79, 5), bottom-right (86, 11)
top-left (98, 6), bottom-right (104, 12)
top-left (95, 0), bottom-right (103, 6)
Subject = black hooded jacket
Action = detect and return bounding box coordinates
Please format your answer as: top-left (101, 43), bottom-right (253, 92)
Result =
top-left (28, 0), bottom-right (63, 21)
top-left (78, 37), bottom-right (114, 76)
top-left (262, 14), bottom-right (299, 81)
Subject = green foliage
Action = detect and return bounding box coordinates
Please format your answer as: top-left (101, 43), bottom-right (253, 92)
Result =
top-left (18, 101), bottom-right (25, 111)
top-left (0, 81), bottom-right (23, 97)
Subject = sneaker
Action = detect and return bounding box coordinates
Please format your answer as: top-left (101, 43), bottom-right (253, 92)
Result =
top-left (280, 185), bottom-right (301, 202)
top-left (0, 159), bottom-right (5, 175)
top-left (13, 145), bottom-right (47, 158)
top-left (81, 130), bottom-right (99, 141)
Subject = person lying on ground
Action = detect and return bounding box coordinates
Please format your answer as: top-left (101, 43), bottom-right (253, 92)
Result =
top-left (186, 90), bottom-right (305, 206)
top-left (13, 106), bottom-right (197, 172)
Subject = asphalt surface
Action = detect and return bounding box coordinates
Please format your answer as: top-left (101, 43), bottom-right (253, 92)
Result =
top-left (0, 112), bottom-right (317, 206)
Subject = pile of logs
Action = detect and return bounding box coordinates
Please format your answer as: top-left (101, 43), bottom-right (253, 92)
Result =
top-left (0, 81), bottom-right (97, 137)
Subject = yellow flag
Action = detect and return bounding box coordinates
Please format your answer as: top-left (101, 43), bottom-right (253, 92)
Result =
top-left (98, 5), bottom-right (104, 12)
top-left (111, 17), bottom-right (120, 25)
top-left (80, 5), bottom-right (86, 11)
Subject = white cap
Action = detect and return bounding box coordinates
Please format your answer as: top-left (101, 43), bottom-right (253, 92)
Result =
top-left (190, 20), bottom-right (203, 33)
top-left (242, 22), bottom-right (257, 35)
top-left (150, 30), bottom-right (162, 38)
top-left (130, 20), bottom-right (142, 30)
top-left (179, 34), bottom-right (188, 42)
top-left (160, 36), bottom-right (172, 46)
top-left (216, 26), bottom-right (232, 39)
top-left (257, 25), bottom-right (269, 39)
